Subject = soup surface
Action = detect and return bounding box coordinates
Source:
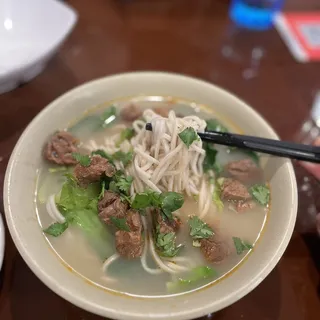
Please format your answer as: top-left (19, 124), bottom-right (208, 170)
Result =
top-left (35, 96), bottom-right (269, 297)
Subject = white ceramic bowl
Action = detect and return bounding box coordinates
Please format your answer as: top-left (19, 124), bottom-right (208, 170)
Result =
top-left (4, 72), bottom-right (297, 320)
top-left (0, 0), bottom-right (77, 94)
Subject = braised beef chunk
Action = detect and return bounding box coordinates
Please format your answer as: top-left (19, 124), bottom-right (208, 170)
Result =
top-left (126, 209), bottom-right (143, 232)
top-left (221, 178), bottom-right (251, 201)
top-left (154, 209), bottom-right (181, 234)
top-left (44, 131), bottom-right (78, 165)
top-left (74, 155), bottom-right (115, 186)
top-left (200, 236), bottom-right (229, 264)
top-left (98, 191), bottom-right (119, 211)
top-left (153, 107), bottom-right (170, 117)
top-left (115, 231), bottom-right (143, 259)
top-left (98, 195), bottom-right (128, 225)
top-left (226, 159), bottom-right (262, 184)
top-left (120, 103), bottom-right (142, 122)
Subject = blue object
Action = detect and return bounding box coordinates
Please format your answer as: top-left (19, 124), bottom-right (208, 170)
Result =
top-left (229, 0), bottom-right (284, 31)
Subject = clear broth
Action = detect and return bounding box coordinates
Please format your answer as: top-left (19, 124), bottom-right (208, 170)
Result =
top-left (35, 96), bottom-right (268, 297)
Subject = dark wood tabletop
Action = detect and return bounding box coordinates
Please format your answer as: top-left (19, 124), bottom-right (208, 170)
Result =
top-left (1, 0), bottom-right (320, 319)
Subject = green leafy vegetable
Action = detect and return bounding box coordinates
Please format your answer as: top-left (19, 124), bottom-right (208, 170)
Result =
top-left (110, 216), bottom-right (130, 231)
top-left (166, 266), bottom-right (217, 292)
top-left (206, 119), bottom-right (229, 133)
top-left (48, 166), bottom-right (68, 173)
top-left (91, 149), bottom-right (115, 165)
top-left (155, 226), bottom-right (180, 257)
top-left (249, 184), bottom-right (270, 206)
top-left (210, 178), bottom-right (224, 211)
top-left (203, 142), bottom-right (219, 173)
top-left (101, 105), bottom-right (117, 128)
top-left (178, 127), bottom-right (200, 148)
top-left (233, 237), bottom-right (253, 255)
top-left (72, 153), bottom-right (91, 167)
top-left (188, 216), bottom-right (214, 239)
top-left (117, 128), bottom-right (135, 147)
top-left (54, 175), bottom-right (113, 258)
top-left (113, 151), bottom-right (133, 167)
top-left (44, 222), bottom-right (68, 237)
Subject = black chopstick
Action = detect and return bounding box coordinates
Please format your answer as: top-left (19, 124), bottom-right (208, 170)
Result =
top-left (145, 123), bottom-right (320, 163)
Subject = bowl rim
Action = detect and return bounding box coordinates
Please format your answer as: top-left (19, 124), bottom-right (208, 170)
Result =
top-left (4, 71), bottom-right (298, 319)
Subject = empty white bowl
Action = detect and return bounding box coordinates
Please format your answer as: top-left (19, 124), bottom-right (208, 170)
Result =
top-left (0, 0), bottom-right (77, 94)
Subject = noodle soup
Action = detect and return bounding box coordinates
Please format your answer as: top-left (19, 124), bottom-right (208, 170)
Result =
top-left (36, 96), bottom-right (269, 297)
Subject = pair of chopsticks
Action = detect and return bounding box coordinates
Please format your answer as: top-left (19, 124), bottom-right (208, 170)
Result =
top-left (145, 123), bottom-right (320, 163)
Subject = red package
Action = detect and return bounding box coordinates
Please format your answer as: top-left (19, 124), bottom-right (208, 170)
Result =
top-left (275, 12), bottom-right (320, 62)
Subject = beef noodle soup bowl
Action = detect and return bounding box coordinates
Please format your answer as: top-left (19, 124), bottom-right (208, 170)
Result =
top-left (4, 72), bottom-right (297, 319)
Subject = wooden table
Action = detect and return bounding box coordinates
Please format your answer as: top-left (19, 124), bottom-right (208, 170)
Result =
top-left (0, 0), bottom-right (319, 319)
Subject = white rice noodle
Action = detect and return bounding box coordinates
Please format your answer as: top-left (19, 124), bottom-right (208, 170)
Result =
top-left (46, 194), bottom-right (66, 223)
top-left (128, 109), bottom-right (213, 218)
top-left (140, 217), bottom-right (163, 275)
top-left (101, 253), bottom-right (119, 283)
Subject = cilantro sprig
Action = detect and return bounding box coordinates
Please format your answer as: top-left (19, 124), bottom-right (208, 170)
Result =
top-left (44, 222), bottom-right (68, 237)
top-left (188, 216), bottom-right (214, 239)
top-left (233, 237), bottom-right (253, 255)
top-left (116, 128), bottom-right (135, 147)
top-left (110, 216), bottom-right (130, 231)
top-left (72, 153), bottom-right (91, 166)
top-left (131, 191), bottom-right (184, 220)
top-left (108, 170), bottom-right (133, 198)
top-left (178, 127), bottom-right (200, 148)
top-left (155, 226), bottom-right (181, 257)
top-left (249, 184), bottom-right (270, 206)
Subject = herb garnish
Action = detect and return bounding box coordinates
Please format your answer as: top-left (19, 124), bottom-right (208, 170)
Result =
top-left (116, 128), bottom-right (135, 147)
top-left (113, 151), bottom-right (133, 167)
top-left (131, 191), bottom-right (184, 220)
top-left (91, 149), bottom-right (115, 165)
top-left (72, 153), bottom-right (91, 167)
top-left (249, 184), bottom-right (270, 206)
top-left (155, 226), bottom-right (181, 257)
top-left (110, 216), bottom-right (130, 231)
top-left (178, 127), bottom-right (200, 148)
top-left (188, 216), bottom-right (214, 239)
top-left (44, 222), bottom-right (68, 237)
top-left (109, 170), bottom-right (133, 196)
top-left (209, 178), bottom-right (224, 211)
top-left (233, 237), bottom-right (253, 255)
top-left (101, 105), bottom-right (117, 128)
top-left (206, 119), bottom-right (228, 133)
top-left (203, 142), bottom-right (219, 173)
top-left (99, 181), bottom-right (106, 200)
